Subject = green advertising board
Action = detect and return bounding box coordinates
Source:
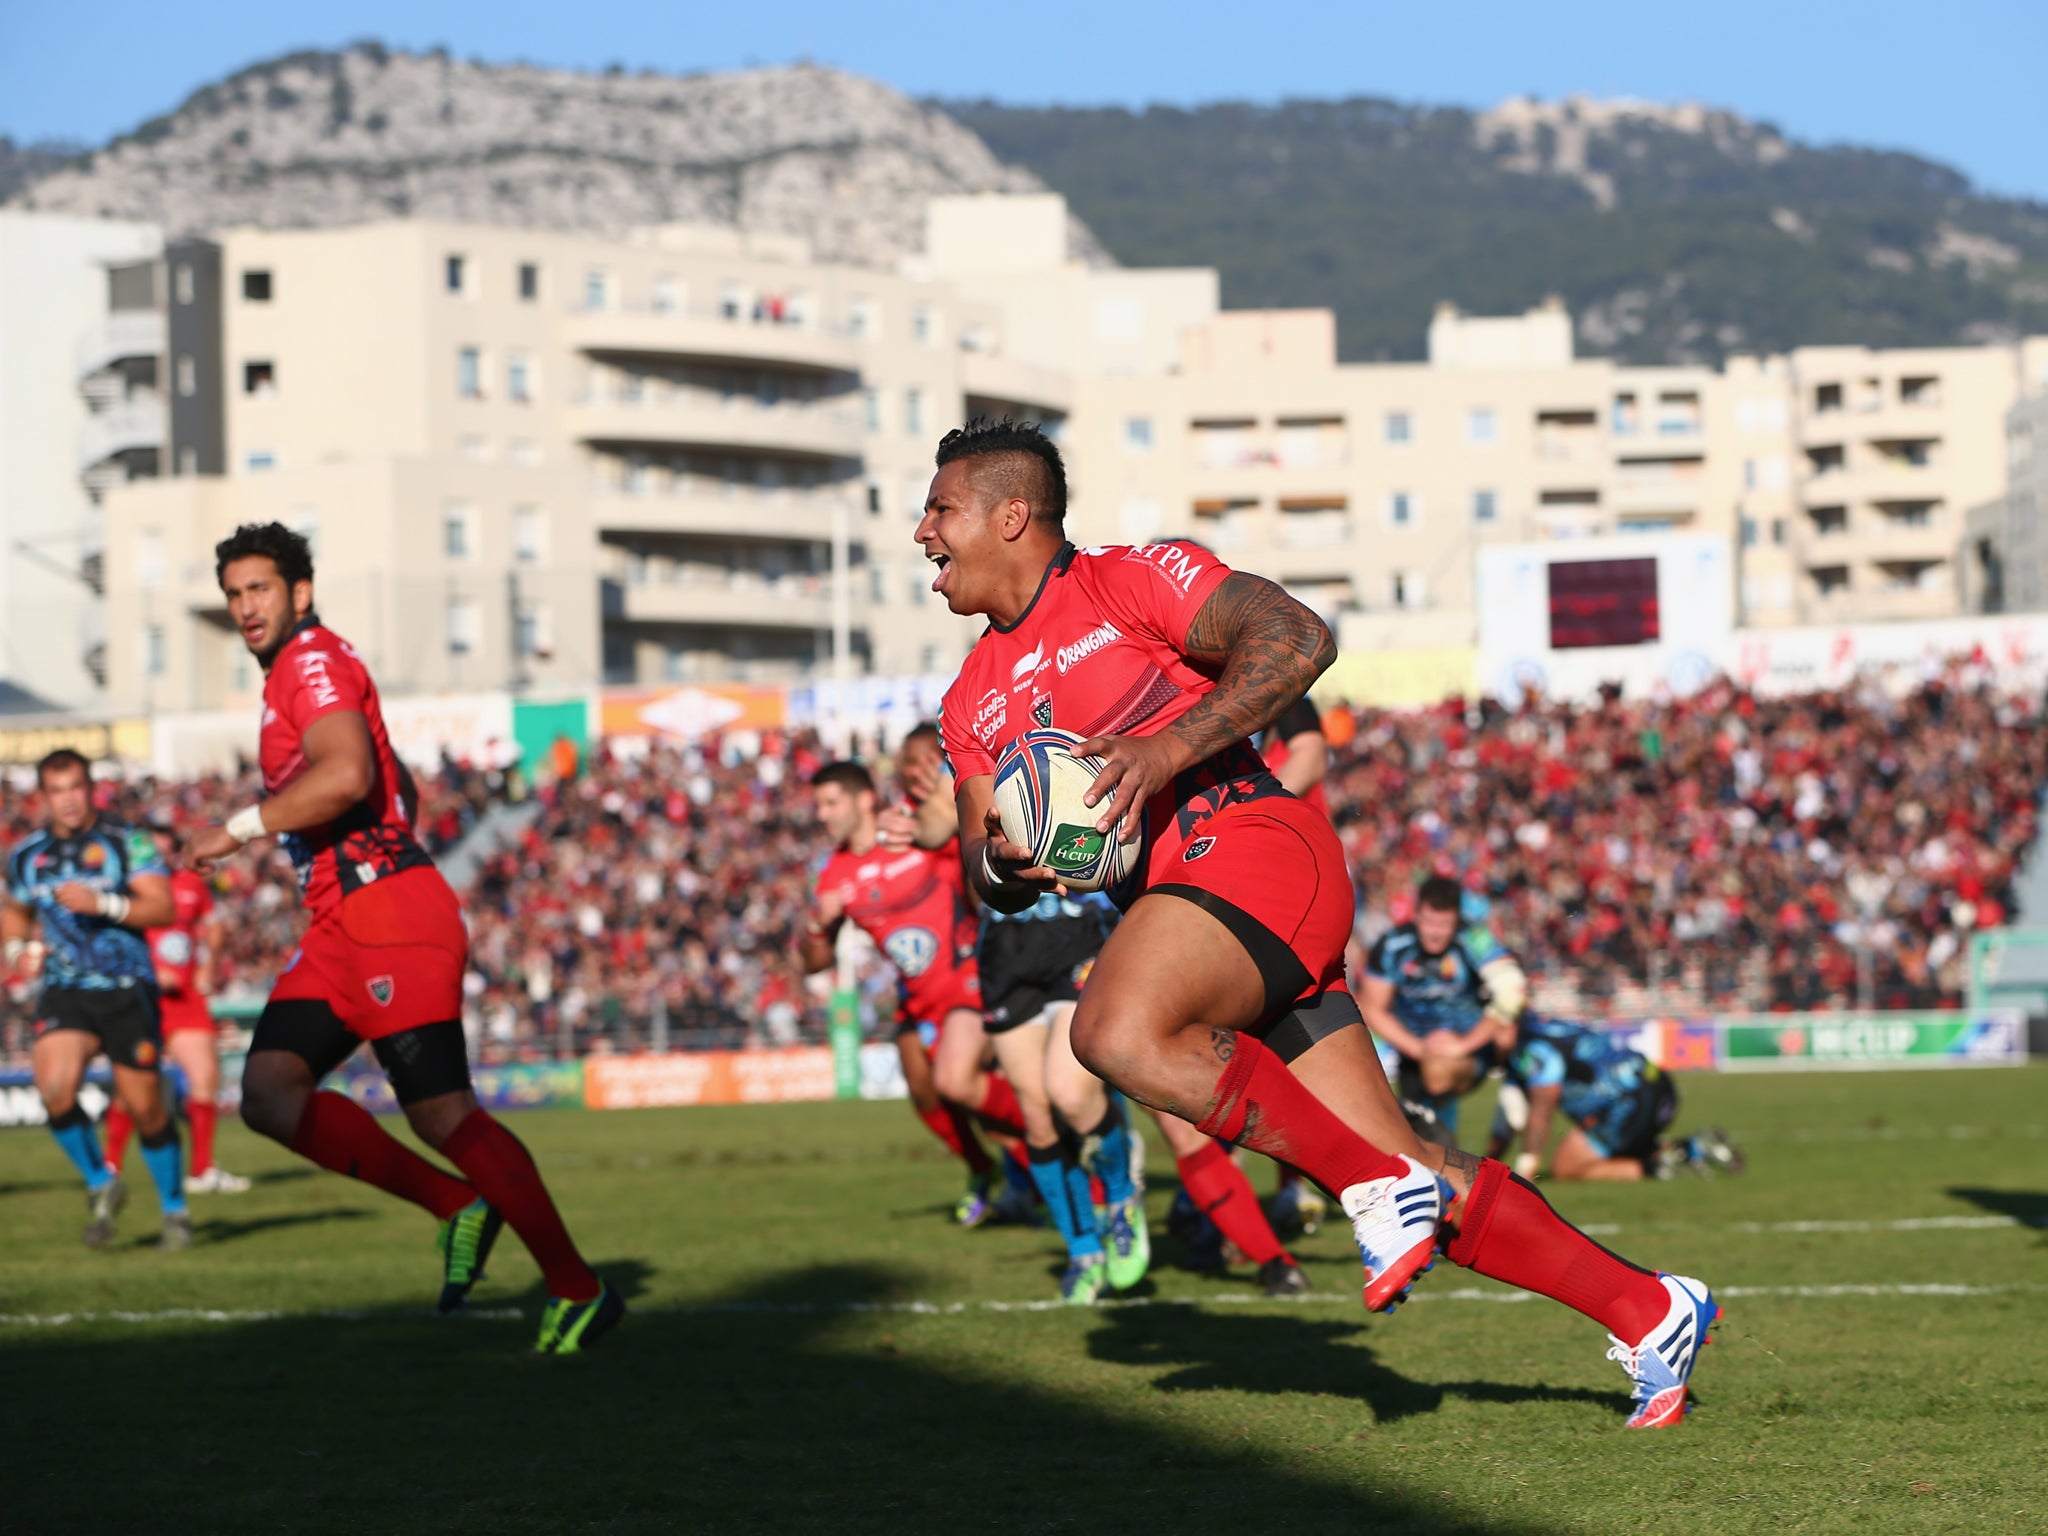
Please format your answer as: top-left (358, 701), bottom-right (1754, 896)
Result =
top-left (828, 986), bottom-right (863, 1100)
top-left (1717, 1010), bottom-right (2026, 1071)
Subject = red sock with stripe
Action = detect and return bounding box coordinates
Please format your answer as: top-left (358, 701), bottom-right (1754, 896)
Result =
top-left (1194, 1034), bottom-right (1405, 1193)
top-left (1444, 1159), bottom-right (1669, 1340)
top-left (103, 1102), bottom-right (134, 1172)
top-left (441, 1110), bottom-right (599, 1302)
top-left (186, 1099), bottom-right (218, 1177)
top-left (289, 1091), bottom-right (473, 1219)
top-left (1177, 1141), bottom-right (1286, 1265)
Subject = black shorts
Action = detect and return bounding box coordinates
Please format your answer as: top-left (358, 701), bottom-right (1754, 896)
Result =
top-left (250, 1000), bottom-right (473, 1107)
top-left (36, 985), bottom-right (163, 1071)
top-left (1253, 984), bottom-right (1367, 1065)
top-left (978, 912), bottom-right (1113, 1035)
top-left (1602, 1073), bottom-right (1680, 1167)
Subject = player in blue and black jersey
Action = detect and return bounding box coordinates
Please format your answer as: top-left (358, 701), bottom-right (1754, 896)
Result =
top-left (1361, 875), bottom-right (1529, 1143)
top-left (5, 749), bottom-right (188, 1248)
top-left (1484, 1015), bottom-right (1743, 1182)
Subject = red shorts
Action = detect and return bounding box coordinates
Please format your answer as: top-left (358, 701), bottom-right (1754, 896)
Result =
top-left (1143, 794), bottom-right (1354, 1018)
top-left (161, 993), bottom-right (216, 1035)
top-left (268, 867), bottom-right (467, 1043)
top-left (895, 962), bottom-right (984, 1037)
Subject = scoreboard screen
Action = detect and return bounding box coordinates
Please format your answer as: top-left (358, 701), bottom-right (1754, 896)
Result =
top-left (1547, 556), bottom-right (1661, 650)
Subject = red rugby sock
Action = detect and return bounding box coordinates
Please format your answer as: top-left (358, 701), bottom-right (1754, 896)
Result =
top-left (442, 1110), bottom-right (599, 1302)
top-left (1444, 1159), bottom-right (1669, 1341)
top-left (186, 1099), bottom-right (218, 1176)
top-left (974, 1075), bottom-right (1027, 1139)
top-left (1193, 1035), bottom-right (1405, 1193)
top-left (916, 1101), bottom-right (995, 1175)
top-left (103, 1103), bottom-right (134, 1172)
top-left (1177, 1141), bottom-right (1285, 1265)
top-left (289, 1091), bottom-right (473, 1219)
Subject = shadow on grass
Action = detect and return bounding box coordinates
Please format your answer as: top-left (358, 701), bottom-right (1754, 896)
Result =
top-left (5, 1262), bottom-right (1545, 1536)
top-left (1946, 1187), bottom-right (2048, 1228)
top-left (1088, 1305), bottom-right (1619, 1421)
top-left (193, 1207), bottom-right (374, 1245)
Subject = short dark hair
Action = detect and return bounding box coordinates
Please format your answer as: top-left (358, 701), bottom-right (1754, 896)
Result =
top-left (1417, 875), bottom-right (1463, 914)
top-left (35, 748), bottom-right (91, 787)
top-left (811, 761), bottom-right (875, 796)
top-left (903, 721), bottom-right (941, 749)
top-left (215, 521), bottom-right (314, 587)
top-left (934, 416), bottom-right (1067, 529)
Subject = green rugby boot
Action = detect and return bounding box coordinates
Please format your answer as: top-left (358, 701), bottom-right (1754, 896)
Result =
top-left (1104, 1196), bottom-right (1151, 1291)
top-left (436, 1198), bottom-right (504, 1313)
top-left (534, 1282), bottom-right (627, 1355)
top-left (1059, 1255), bottom-right (1108, 1307)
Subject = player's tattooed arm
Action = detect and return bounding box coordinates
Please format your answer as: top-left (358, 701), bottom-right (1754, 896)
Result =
top-left (1170, 572), bottom-right (1336, 768)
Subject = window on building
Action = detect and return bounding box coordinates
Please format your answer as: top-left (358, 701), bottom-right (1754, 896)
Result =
top-left (512, 506), bottom-right (547, 564)
top-left (1467, 408), bottom-right (1498, 445)
top-left (1384, 411), bottom-right (1412, 445)
top-left (445, 254), bottom-right (466, 295)
top-left (507, 351), bottom-right (534, 404)
top-left (179, 446), bottom-right (197, 474)
top-left (1812, 565), bottom-right (1850, 595)
top-left (138, 532), bottom-right (165, 591)
top-left (291, 511), bottom-right (320, 556)
top-left (652, 275), bottom-right (679, 314)
top-left (866, 481), bottom-right (883, 516)
top-left (1773, 518), bottom-right (1787, 546)
top-left (241, 269), bottom-right (272, 302)
top-left (1124, 417), bottom-right (1154, 453)
top-left (176, 355), bottom-right (196, 397)
top-left (1390, 573), bottom-right (1408, 608)
top-left (517, 262), bottom-right (540, 302)
top-left (508, 439), bottom-right (541, 467)
top-left (516, 603), bottom-right (552, 659)
top-left (1472, 489), bottom-right (1497, 523)
top-left (1388, 491), bottom-right (1414, 527)
top-left (862, 388), bottom-right (882, 433)
top-left (583, 269), bottom-right (610, 311)
top-left (175, 264), bottom-right (195, 305)
top-left (757, 374), bottom-right (781, 408)
top-left (912, 305), bottom-right (933, 344)
top-left (720, 285), bottom-right (746, 321)
top-left (243, 360), bottom-right (276, 397)
top-left (848, 298), bottom-right (876, 338)
top-left (1815, 383), bottom-right (1843, 413)
top-left (443, 503), bottom-right (477, 560)
top-left (447, 598), bottom-right (478, 656)
top-left (905, 388), bottom-right (924, 436)
top-left (1740, 517), bottom-right (1758, 548)
top-left (869, 564), bottom-right (888, 604)
top-left (245, 450), bottom-right (276, 472)
top-left (145, 625), bottom-right (166, 678)
top-left (457, 347), bottom-right (482, 400)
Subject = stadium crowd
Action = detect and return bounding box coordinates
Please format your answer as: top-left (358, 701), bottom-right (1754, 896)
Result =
top-left (2, 658), bottom-right (2040, 1064)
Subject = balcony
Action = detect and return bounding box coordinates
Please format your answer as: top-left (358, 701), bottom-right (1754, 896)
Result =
top-left (565, 308), bottom-right (859, 374)
top-left (608, 571), bottom-right (841, 630)
top-left (75, 311), bottom-right (165, 382)
top-left (591, 489), bottom-right (844, 543)
top-left (568, 397), bottom-right (863, 462)
top-left (960, 351), bottom-right (1073, 417)
top-left (1804, 461), bottom-right (1944, 507)
top-left (1610, 476), bottom-right (1703, 518)
top-left (77, 394), bottom-right (165, 472)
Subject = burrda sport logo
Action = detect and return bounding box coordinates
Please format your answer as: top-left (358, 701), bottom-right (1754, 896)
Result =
top-left (1056, 622), bottom-right (1122, 674)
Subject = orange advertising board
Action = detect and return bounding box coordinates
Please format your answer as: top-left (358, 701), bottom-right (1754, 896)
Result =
top-left (599, 684), bottom-right (786, 742)
top-left (582, 1048), bottom-right (837, 1109)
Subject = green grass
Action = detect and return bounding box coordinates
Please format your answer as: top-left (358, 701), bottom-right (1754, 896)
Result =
top-left (4, 1068), bottom-right (2046, 1534)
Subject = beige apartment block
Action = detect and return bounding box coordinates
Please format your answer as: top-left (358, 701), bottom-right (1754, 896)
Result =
top-left (1785, 339), bottom-right (2048, 623)
top-left (1961, 389), bottom-right (2048, 615)
top-left (101, 199), bottom-right (1216, 713)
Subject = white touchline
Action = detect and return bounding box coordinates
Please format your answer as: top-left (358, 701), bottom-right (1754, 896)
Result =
top-left (3, 1285), bottom-right (2039, 1328)
top-left (1575, 1214), bottom-right (2030, 1238)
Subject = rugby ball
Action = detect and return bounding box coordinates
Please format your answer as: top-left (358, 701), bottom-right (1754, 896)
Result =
top-left (990, 727), bottom-right (1144, 895)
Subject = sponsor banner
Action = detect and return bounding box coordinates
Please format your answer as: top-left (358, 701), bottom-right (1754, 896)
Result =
top-left (601, 684), bottom-right (786, 743)
top-left (331, 1059), bottom-right (582, 1114)
top-left (0, 717), bottom-right (151, 768)
top-left (1717, 1011), bottom-right (2027, 1071)
top-left (785, 674), bottom-right (954, 747)
top-left (583, 1047), bottom-right (835, 1109)
top-left (380, 692), bottom-right (517, 770)
top-left (1316, 650), bottom-right (1478, 709)
top-left (1599, 1018), bottom-right (1720, 1073)
top-left (857, 1041), bottom-right (908, 1101)
top-left (1728, 614), bottom-right (2048, 699)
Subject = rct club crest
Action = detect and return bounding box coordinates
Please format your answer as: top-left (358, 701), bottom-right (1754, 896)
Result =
top-left (367, 975), bottom-right (396, 1007)
top-left (1032, 698), bottom-right (1053, 729)
top-left (1183, 837), bottom-right (1216, 862)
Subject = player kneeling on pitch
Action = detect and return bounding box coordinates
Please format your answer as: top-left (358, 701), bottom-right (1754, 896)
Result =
top-left (920, 418), bottom-right (1718, 1427)
top-left (185, 523), bottom-right (621, 1354)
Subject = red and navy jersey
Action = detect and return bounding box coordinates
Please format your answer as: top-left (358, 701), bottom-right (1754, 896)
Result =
top-left (1260, 695), bottom-right (1330, 818)
top-left (939, 542), bottom-right (1283, 883)
top-left (812, 838), bottom-right (979, 1020)
top-left (260, 620), bottom-right (435, 917)
top-left (147, 869), bottom-right (215, 998)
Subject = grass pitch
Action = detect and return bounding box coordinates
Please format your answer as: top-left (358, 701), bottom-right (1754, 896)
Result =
top-left (3, 1066), bottom-right (2046, 1534)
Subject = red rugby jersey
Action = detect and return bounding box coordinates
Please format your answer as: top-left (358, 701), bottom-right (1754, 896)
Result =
top-left (939, 542), bottom-right (1284, 885)
top-left (147, 868), bottom-right (215, 998)
top-left (260, 620), bottom-right (435, 918)
top-left (812, 838), bottom-right (979, 1019)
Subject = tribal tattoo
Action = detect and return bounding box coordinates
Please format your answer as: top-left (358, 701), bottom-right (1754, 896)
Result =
top-left (1171, 572), bottom-right (1336, 766)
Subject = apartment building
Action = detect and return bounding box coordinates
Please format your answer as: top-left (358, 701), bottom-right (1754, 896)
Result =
top-left (0, 212), bottom-right (162, 707)
top-left (1961, 390), bottom-right (2048, 615)
top-left (100, 200), bottom-right (1214, 713)
top-left (1786, 339), bottom-right (2048, 623)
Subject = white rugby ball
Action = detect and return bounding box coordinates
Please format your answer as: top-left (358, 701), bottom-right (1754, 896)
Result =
top-left (990, 727), bottom-right (1144, 895)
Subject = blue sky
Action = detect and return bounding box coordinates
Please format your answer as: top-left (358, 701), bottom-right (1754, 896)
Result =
top-left (3, 1), bottom-right (2041, 201)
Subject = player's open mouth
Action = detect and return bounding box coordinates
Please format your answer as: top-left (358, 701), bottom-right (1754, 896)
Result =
top-left (929, 553), bottom-right (952, 594)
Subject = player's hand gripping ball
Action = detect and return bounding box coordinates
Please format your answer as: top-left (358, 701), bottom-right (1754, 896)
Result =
top-left (991, 728), bottom-right (1146, 895)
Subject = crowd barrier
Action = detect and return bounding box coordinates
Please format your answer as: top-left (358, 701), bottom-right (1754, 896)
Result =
top-left (0, 1011), bottom-right (2026, 1127)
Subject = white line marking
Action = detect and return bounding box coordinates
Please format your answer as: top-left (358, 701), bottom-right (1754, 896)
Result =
top-left (1579, 1213), bottom-right (2035, 1237)
top-left (0, 1307), bottom-right (524, 1328)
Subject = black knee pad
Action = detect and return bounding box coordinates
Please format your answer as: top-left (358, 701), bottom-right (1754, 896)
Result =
top-left (371, 1020), bottom-right (473, 1106)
